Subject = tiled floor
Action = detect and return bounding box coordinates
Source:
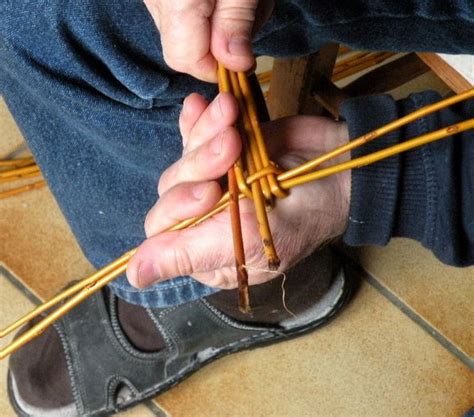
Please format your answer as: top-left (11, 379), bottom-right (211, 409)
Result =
top-left (353, 240), bottom-right (474, 359)
top-left (1, 67), bottom-right (473, 417)
top-left (156, 280), bottom-right (472, 417)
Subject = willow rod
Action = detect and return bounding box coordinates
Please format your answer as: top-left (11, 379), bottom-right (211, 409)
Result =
top-left (230, 71), bottom-right (280, 270)
top-left (332, 52), bottom-right (395, 82)
top-left (0, 157), bottom-right (35, 168)
top-left (237, 72), bottom-right (287, 199)
top-left (0, 171), bottom-right (41, 185)
top-left (0, 180), bottom-right (46, 200)
top-left (230, 72), bottom-right (272, 202)
top-left (217, 63), bottom-right (250, 313)
top-left (1, 93), bottom-right (472, 360)
top-left (280, 88), bottom-right (474, 182)
top-left (280, 119), bottom-right (474, 189)
top-left (0, 164), bottom-right (40, 179)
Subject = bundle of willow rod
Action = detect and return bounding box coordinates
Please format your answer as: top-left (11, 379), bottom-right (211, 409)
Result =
top-left (218, 64), bottom-right (285, 313)
top-left (1, 86), bottom-right (473, 361)
top-left (0, 157), bottom-right (46, 200)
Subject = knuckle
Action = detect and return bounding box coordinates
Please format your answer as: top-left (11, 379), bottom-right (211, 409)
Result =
top-left (187, 147), bottom-right (201, 174)
top-left (171, 0), bottom-right (214, 17)
top-left (210, 269), bottom-right (237, 289)
top-left (144, 213), bottom-right (152, 237)
top-left (169, 149), bottom-right (197, 184)
top-left (157, 172), bottom-right (170, 196)
top-left (144, 210), bottom-right (157, 237)
top-left (157, 160), bottom-right (182, 195)
top-left (162, 51), bottom-right (185, 71)
top-left (215, 2), bottom-right (257, 25)
top-left (172, 247), bottom-right (194, 277)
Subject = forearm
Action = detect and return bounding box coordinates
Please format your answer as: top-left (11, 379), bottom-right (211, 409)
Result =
top-left (341, 91), bottom-right (474, 266)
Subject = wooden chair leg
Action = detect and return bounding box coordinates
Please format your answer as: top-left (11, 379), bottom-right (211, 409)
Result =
top-left (266, 43), bottom-right (339, 119)
top-left (311, 76), bottom-right (351, 119)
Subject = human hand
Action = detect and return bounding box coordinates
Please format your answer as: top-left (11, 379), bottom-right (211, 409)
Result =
top-left (127, 92), bottom-right (351, 289)
top-left (143, 0), bottom-right (274, 82)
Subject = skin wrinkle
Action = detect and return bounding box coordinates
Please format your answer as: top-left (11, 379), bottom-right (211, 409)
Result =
top-left (212, 2), bottom-right (259, 36)
top-left (157, 128), bottom-right (240, 195)
top-left (166, 0), bottom-right (215, 17)
top-left (145, 182), bottom-right (222, 237)
top-left (186, 99), bottom-right (239, 151)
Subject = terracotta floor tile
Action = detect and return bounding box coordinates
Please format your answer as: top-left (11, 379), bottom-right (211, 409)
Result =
top-left (119, 404), bottom-right (158, 417)
top-left (353, 239), bottom-right (474, 358)
top-left (0, 185), bottom-right (94, 299)
top-left (0, 265), bottom-right (36, 416)
top-left (154, 280), bottom-right (473, 417)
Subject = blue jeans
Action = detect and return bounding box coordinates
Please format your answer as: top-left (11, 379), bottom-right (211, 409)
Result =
top-left (1, 1), bottom-right (472, 307)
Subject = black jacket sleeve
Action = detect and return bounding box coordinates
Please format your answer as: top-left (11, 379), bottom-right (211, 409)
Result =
top-left (340, 91), bottom-right (474, 267)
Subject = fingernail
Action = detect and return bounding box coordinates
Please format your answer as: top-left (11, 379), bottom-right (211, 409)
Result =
top-left (137, 261), bottom-right (156, 287)
top-left (211, 95), bottom-right (223, 119)
top-left (211, 132), bottom-right (224, 155)
top-left (192, 182), bottom-right (208, 200)
top-left (228, 37), bottom-right (251, 57)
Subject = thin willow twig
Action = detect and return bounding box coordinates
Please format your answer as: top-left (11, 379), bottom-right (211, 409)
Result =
top-left (0, 157), bottom-right (35, 168)
top-left (279, 119), bottom-right (474, 189)
top-left (279, 88), bottom-right (474, 182)
top-left (256, 50), bottom-right (391, 87)
top-left (332, 52), bottom-right (395, 82)
top-left (0, 255), bottom-right (131, 360)
top-left (0, 171), bottom-right (41, 184)
top-left (0, 180), bottom-right (46, 200)
top-left (0, 165), bottom-right (40, 179)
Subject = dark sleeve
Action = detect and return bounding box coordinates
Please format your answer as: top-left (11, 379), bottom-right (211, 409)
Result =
top-left (340, 91), bottom-right (474, 267)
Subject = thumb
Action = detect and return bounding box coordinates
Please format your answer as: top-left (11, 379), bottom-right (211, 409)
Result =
top-left (127, 221), bottom-right (234, 288)
top-left (210, 0), bottom-right (262, 71)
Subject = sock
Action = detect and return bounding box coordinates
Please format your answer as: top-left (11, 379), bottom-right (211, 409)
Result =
top-left (117, 297), bottom-right (166, 352)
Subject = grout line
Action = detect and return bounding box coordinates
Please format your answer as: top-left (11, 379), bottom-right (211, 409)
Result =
top-left (365, 273), bottom-right (474, 369)
top-left (145, 400), bottom-right (169, 417)
top-left (340, 254), bottom-right (473, 370)
top-left (0, 264), bottom-right (41, 306)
